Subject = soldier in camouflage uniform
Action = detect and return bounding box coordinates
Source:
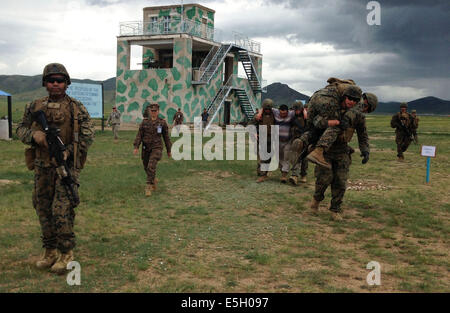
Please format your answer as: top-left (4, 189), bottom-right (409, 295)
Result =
top-left (390, 102), bottom-right (415, 161)
top-left (359, 93), bottom-right (378, 114)
top-left (411, 109), bottom-right (419, 144)
top-left (133, 103), bottom-right (172, 196)
top-left (288, 101), bottom-right (309, 185)
top-left (172, 108), bottom-right (184, 132)
top-left (16, 63), bottom-right (94, 274)
top-left (107, 106), bottom-right (121, 140)
top-left (296, 79), bottom-right (363, 169)
top-left (310, 106), bottom-right (370, 221)
top-left (252, 98), bottom-right (276, 183)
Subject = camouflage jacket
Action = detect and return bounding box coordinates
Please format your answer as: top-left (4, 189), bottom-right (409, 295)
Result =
top-left (16, 94), bottom-right (94, 169)
top-left (290, 113), bottom-right (307, 139)
top-left (107, 111), bottom-right (121, 125)
top-left (390, 112), bottom-right (414, 135)
top-left (251, 111), bottom-right (275, 137)
top-left (329, 108), bottom-right (369, 155)
top-left (133, 117), bottom-right (171, 153)
top-left (306, 86), bottom-right (342, 130)
top-left (173, 112), bottom-right (184, 124)
top-left (306, 79), bottom-right (359, 130)
top-left (411, 116), bottom-right (419, 130)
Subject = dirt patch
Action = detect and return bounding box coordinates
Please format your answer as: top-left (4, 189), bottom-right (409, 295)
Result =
top-left (0, 179), bottom-right (20, 186)
top-left (347, 179), bottom-right (391, 191)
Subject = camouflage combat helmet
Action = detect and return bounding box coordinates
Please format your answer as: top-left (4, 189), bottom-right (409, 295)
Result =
top-left (292, 100), bottom-right (303, 111)
top-left (262, 98), bottom-right (274, 110)
top-left (400, 102), bottom-right (408, 108)
top-left (363, 92), bottom-right (378, 113)
top-left (42, 63), bottom-right (71, 86)
top-left (342, 85), bottom-right (362, 100)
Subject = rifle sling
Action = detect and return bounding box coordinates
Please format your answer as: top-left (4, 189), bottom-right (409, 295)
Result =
top-left (73, 101), bottom-right (79, 167)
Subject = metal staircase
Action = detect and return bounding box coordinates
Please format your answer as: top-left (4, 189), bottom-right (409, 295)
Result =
top-left (193, 43), bottom-right (262, 94)
top-left (204, 75), bottom-right (234, 131)
top-left (237, 50), bottom-right (261, 93)
top-left (234, 88), bottom-right (257, 120)
top-left (204, 75), bottom-right (258, 131)
top-left (194, 44), bottom-right (232, 85)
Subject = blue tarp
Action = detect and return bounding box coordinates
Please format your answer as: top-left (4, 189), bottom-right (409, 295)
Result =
top-left (0, 90), bottom-right (11, 97)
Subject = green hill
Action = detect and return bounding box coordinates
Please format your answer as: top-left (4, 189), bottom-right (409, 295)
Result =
top-left (1, 75), bottom-right (449, 115)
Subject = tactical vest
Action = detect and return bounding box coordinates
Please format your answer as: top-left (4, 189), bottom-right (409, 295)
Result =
top-left (261, 113), bottom-right (275, 136)
top-left (398, 112), bottom-right (410, 127)
top-left (30, 96), bottom-right (74, 166)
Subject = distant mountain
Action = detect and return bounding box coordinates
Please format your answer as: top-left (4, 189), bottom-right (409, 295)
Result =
top-left (1, 75), bottom-right (449, 114)
top-left (0, 74), bottom-right (116, 105)
top-left (377, 97), bottom-right (450, 115)
top-left (262, 82), bottom-right (310, 106)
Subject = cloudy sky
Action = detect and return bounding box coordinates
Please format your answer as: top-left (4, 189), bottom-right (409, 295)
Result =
top-left (0, 0), bottom-right (449, 101)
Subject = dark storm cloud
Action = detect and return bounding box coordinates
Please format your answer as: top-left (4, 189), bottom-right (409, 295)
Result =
top-left (256, 0), bottom-right (450, 79)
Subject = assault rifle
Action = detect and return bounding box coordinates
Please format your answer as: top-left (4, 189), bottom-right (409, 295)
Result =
top-left (33, 110), bottom-right (80, 208)
top-left (399, 119), bottom-right (414, 141)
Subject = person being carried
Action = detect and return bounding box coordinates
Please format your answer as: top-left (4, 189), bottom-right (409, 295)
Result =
top-left (294, 78), bottom-right (366, 169)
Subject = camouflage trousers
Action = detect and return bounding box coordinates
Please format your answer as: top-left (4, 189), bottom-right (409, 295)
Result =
top-left (288, 138), bottom-right (308, 177)
top-left (33, 165), bottom-right (78, 253)
top-left (316, 126), bottom-right (341, 151)
top-left (112, 124), bottom-right (120, 139)
top-left (257, 139), bottom-right (272, 176)
top-left (279, 141), bottom-right (291, 173)
top-left (142, 147), bottom-right (162, 184)
top-left (313, 150), bottom-right (351, 213)
top-left (395, 132), bottom-right (412, 157)
top-left (291, 157), bottom-right (308, 177)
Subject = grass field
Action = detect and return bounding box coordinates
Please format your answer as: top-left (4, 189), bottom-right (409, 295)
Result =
top-left (0, 115), bottom-right (449, 292)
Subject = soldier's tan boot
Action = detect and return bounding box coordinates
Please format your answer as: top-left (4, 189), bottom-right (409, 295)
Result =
top-left (151, 183), bottom-right (156, 191)
top-left (300, 176), bottom-right (307, 183)
top-left (331, 211), bottom-right (343, 221)
top-left (307, 147), bottom-right (332, 169)
top-left (36, 248), bottom-right (59, 269)
top-left (289, 175), bottom-right (298, 186)
top-left (145, 184), bottom-right (152, 196)
top-left (256, 175), bottom-right (268, 183)
top-left (280, 172), bottom-right (288, 183)
top-left (397, 155), bottom-right (404, 162)
top-left (310, 199), bottom-right (320, 214)
top-left (50, 250), bottom-right (74, 275)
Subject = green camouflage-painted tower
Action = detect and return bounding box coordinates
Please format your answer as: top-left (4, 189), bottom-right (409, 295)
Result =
top-left (116, 3), bottom-right (264, 128)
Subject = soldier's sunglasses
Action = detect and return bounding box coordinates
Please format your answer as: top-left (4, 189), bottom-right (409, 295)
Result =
top-left (46, 77), bottom-right (66, 84)
top-left (346, 96), bottom-right (360, 103)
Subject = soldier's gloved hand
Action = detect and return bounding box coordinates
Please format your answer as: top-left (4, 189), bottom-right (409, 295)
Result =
top-left (361, 151), bottom-right (369, 164)
top-left (32, 130), bottom-right (48, 148)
